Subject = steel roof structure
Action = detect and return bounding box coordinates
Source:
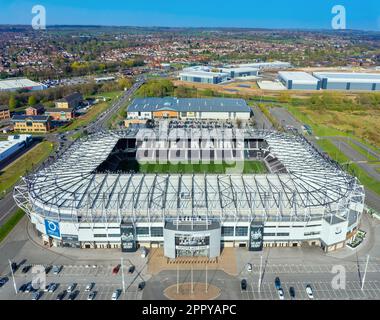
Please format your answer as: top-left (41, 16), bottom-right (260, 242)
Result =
top-left (14, 129), bottom-right (365, 225)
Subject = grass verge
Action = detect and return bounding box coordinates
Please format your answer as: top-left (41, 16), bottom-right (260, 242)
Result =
top-left (0, 209), bottom-right (25, 243)
top-left (0, 141), bottom-right (54, 194)
top-left (317, 138), bottom-right (380, 196)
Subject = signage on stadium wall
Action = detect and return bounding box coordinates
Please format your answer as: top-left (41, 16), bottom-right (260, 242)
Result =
top-left (120, 224), bottom-right (136, 252)
top-left (44, 219), bottom-right (61, 239)
top-left (249, 223), bottom-right (264, 251)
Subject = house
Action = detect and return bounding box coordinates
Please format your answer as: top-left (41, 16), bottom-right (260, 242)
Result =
top-left (26, 104), bottom-right (45, 116)
top-left (0, 106), bottom-right (10, 120)
top-left (12, 115), bottom-right (51, 133)
top-left (45, 108), bottom-right (74, 121)
top-left (55, 92), bottom-right (83, 109)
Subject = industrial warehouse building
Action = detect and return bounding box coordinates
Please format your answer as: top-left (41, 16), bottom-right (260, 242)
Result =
top-left (220, 67), bottom-right (259, 79)
top-left (313, 72), bottom-right (380, 91)
top-left (14, 127), bottom-right (365, 256)
top-left (179, 65), bottom-right (259, 84)
top-left (0, 78), bottom-right (45, 92)
top-left (125, 97), bottom-right (252, 126)
top-left (0, 134), bottom-right (32, 162)
top-left (179, 66), bottom-right (229, 84)
top-left (278, 72), bottom-right (321, 90)
top-left (225, 61), bottom-right (292, 70)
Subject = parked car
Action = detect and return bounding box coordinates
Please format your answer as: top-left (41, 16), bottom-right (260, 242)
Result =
top-left (56, 290), bottom-right (66, 300)
top-left (25, 282), bottom-right (34, 293)
top-left (274, 277), bottom-right (281, 290)
top-left (128, 265), bottom-right (135, 274)
top-left (21, 265), bottom-right (31, 274)
top-left (19, 283), bottom-right (27, 292)
top-left (306, 285), bottom-right (314, 299)
top-left (52, 265), bottom-right (62, 275)
top-left (68, 290), bottom-right (79, 300)
top-left (11, 262), bottom-right (18, 272)
top-left (48, 283), bottom-right (58, 293)
top-left (241, 279), bottom-right (247, 291)
top-left (0, 277), bottom-right (9, 288)
top-left (87, 291), bottom-right (97, 300)
top-left (85, 283), bottom-right (95, 292)
top-left (289, 287), bottom-right (296, 299)
top-left (67, 283), bottom-right (77, 293)
top-left (111, 289), bottom-right (121, 300)
top-left (277, 288), bottom-right (285, 300)
top-left (112, 264), bottom-right (121, 275)
top-left (32, 291), bottom-right (42, 300)
top-left (44, 265), bottom-right (52, 274)
top-left (246, 263), bottom-right (252, 272)
top-left (138, 282), bottom-right (146, 291)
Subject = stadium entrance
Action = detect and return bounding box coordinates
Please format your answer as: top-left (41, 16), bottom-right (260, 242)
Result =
top-left (163, 219), bottom-right (221, 259)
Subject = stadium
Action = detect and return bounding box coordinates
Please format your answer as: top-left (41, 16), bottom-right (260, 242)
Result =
top-left (14, 124), bottom-right (365, 257)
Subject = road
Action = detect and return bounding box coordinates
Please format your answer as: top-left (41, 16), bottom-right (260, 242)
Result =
top-left (251, 105), bottom-right (273, 130)
top-left (0, 79), bottom-right (145, 228)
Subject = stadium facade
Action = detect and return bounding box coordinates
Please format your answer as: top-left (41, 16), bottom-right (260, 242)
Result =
top-left (14, 127), bottom-right (365, 256)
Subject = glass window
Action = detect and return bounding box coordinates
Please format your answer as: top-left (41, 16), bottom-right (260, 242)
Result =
top-left (221, 226), bottom-right (234, 236)
top-left (235, 227), bottom-right (248, 237)
top-left (150, 227), bottom-right (163, 237)
top-left (136, 227), bottom-right (149, 235)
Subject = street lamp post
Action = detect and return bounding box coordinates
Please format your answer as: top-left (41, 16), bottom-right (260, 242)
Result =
top-left (258, 255), bottom-right (263, 293)
top-left (121, 257), bottom-right (125, 294)
top-left (8, 260), bottom-right (18, 295)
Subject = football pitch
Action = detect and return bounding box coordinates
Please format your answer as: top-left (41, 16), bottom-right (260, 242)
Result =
top-left (138, 161), bottom-right (268, 174)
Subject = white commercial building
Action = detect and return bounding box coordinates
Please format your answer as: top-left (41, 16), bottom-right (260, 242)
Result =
top-left (278, 72), bottom-right (321, 90)
top-left (226, 61), bottom-right (292, 70)
top-left (313, 72), bottom-right (380, 91)
top-left (127, 97), bottom-right (252, 121)
top-left (0, 134), bottom-right (32, 162)
top-left (0, 78), bottom-right (46, 92)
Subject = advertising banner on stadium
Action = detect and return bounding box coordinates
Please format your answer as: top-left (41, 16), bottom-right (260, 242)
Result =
top-left (249, 223), bottom-right (264, 251)
top-left (44, 219), bottom-right (61, 239)
top-left (121, 224), bottom-right (136, 252)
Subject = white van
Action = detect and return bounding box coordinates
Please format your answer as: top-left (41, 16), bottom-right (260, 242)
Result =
top-left (140, 247), bottom-right (148, 258)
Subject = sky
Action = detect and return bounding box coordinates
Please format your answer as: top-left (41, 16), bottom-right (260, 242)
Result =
top-left (0, 0), bottom-right (379, 31)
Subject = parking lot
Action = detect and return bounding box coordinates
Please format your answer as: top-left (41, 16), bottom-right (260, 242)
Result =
top-left (240, 279), bottom-right (380, 300)
top-left (0, 263), bottom-right (147, 301)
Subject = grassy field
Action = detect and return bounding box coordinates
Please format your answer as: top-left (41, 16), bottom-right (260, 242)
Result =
top-left (285, 104), bottom-right (380, 148)
top-left (317, 138), bottom-right (380, 196)
top-left (0, 141), bottom-right (54, 194)
top-left (0, 209), bottom-right (25, 243)
top-left (56, 90), bottom-right (122, 133)
top-left (138, 161), bottom-right (268, 174)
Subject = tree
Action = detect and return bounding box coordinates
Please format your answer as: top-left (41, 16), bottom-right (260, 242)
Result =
top-left (118, 78), bottom-right (132, 91)
top-left (9, 95), bottom-right (17, 110)
top-left (28, 95), bottom-right (37, 106)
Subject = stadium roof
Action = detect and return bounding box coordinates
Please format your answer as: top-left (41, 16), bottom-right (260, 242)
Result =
top-left (128, 97), bottom-right (251, 113)
top-left (313, 72), bottom-right (380, 83)
top-left (14, 129), bottom-right (364, 223)
top-left (278, 72), bottom-right (320, 84)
